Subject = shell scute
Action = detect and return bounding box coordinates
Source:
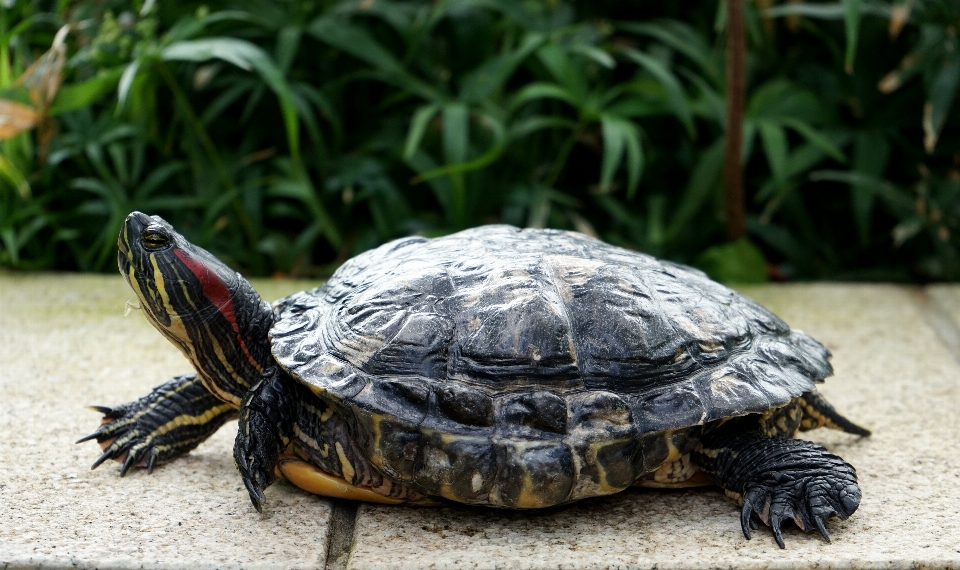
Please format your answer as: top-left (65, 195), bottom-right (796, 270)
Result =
top-left (566, 390), bottom-right (634, 432)
top-left (447, 267), bottom-right (579, 387)
top-left (556, 264), bottom-right (713, 393)
top-left (698, 370), bottom-right (772, 420)
top-left (491, 440), bottom-right (575, 508)
top-left (497, 391), bottom-right (568, 436)
top-left (564, 391), bottom-right (641, 499)
top-left (593, 439), bottom-right (642, 490)
top-left (436, 382), bottom-right (494, 427)
top-left (351, 377), bottom-right (431, 426)
top-left (637, 384), bottom-right (706, 431)
top-left (413, 432), bottom-right (496, 503)
top-left (366, 414), bottom-right (421, 481)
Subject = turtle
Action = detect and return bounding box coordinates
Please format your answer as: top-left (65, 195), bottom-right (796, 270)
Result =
top-left (79, 211), bottom-right (870, 549)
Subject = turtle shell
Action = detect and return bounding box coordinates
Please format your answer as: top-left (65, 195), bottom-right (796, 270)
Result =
top-left (270, 226), bottom-right (832, 508)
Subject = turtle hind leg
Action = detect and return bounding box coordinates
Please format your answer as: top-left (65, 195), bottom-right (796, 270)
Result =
top-left (692, 423), bottom-right (861, 549)
top-left (78, 373), bottom-right (237, 474)
top-left (799, 391), bottom-right (871, 436)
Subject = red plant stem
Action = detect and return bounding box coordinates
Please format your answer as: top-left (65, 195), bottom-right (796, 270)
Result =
top-left (725, 0), bottom-right (747, 241)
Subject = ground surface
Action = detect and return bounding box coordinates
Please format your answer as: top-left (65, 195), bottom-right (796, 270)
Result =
top-left (1, 274), bottom-right (958, 569)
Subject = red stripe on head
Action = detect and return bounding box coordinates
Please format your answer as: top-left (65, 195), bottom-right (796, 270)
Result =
top-left (173, 248), bottom-right (264, 374)
top-left (174, 248), bottom-right (235, 315)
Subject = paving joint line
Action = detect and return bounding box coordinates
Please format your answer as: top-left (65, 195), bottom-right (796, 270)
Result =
top-left (912, 287), bottom-right (960, 364)
top-left (323, 500), bottom-right (359, 570)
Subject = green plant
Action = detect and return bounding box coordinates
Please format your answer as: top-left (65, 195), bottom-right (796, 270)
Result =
top-left (1, 0), bottom-right (958, 282)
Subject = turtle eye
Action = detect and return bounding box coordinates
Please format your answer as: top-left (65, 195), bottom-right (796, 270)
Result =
top-left (142, 229), bottom-right (171, 251)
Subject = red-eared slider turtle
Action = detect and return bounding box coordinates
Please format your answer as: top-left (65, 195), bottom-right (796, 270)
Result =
top-left (80, 212), bottom-right (870, 548)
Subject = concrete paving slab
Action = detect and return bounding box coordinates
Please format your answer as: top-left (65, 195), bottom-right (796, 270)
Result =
top-left (926, 285), bottom-right (960, 361)
top-left (346, 284), bottom-right (960, 570)
top-left (927, 285), bottom-right (960, 324)
top-left (0, 273), bottom-right (332, 570)
top-left (2, 276), bottom-right (959, 569)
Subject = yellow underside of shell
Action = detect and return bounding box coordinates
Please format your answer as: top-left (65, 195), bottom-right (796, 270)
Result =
top-left (277, 456), bottom-right (410, 504)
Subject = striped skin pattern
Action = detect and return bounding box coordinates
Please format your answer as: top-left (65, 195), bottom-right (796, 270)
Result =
top-left (288, 391), bottom-right (424, 501)
top-left (78, 374), bottom-right (237, 473)
top-left (797, 390), bottom-right (872, 435)
top-left (117, 214), bottom-right (275, 406)
top-left (96, 213), bottom-right (424, 501)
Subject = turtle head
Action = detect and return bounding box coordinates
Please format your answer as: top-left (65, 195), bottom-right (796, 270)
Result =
top-left (118, 212), bottom-right (275, 405)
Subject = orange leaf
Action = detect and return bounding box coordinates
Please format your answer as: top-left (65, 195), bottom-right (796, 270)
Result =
top-left (0, 99), bottom-right (40, 139)
top-left (889, 0), bottom-right (914, 39)
top-left (14, 45), bottom-right (66, 110)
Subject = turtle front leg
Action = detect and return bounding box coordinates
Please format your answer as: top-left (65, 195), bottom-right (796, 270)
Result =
top-left (691, 421), bottom-right (861, 549)
top-left (233, 368), bottom-right (297, 512)
top-left (78, 373), bottom-right (237, 474)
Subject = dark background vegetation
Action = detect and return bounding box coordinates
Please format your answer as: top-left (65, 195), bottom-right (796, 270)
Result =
top-left (1, 0), bottom-right (959, 282)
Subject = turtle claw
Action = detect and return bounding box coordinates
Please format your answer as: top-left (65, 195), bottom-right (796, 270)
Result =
top-left (75, 431), bottom-right (100, 444)
top-left (119, 450), bottom-right (138, 477)
top-left (769, 513), bottom-right (786, 549)
top-left (695, 425), bottom-right (863, 547)
top-left (815, 515), bottom-right (831, 543)
top-left (234, 369), bottom-right (296, 513)
top-left (76, 408), bottom-right (124, 444)
top-left (90, 448), bottom-right (113, 470)
top-left (739, 483), bottom-right (806, 549)
top-left (147, 450), bottom-right (159, 474)
top-left (740, 499), bottom-right (755, 540)
top-left (243, 476), bottom-right (266, 513)
top-left (233, 438), bottom-right (269, 512)
top-left (235, 440), bottom-right (272, 513)
top-left (739, 486), bottom-right (768, 541)
top-left (79, 401), bottom-right (156, 474)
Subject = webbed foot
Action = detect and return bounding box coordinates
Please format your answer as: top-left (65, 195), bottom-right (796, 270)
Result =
top-left (694, 428), bottom-right (861, 548)
top-left (737, 451), bottom-right (860, 548)
top-left (78, 374), bottom-right (236, 475)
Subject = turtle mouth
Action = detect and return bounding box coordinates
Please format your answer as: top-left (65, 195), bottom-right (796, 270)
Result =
top-left (119, 212), bottom-right (154, 251)
top-left (117, 212), bottom-right (149, 281)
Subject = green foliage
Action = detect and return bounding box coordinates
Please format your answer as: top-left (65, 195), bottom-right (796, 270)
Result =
top-left (2, 0), bottom-right (959, 281)
top-left (695, 237), bottom-right (769, 284)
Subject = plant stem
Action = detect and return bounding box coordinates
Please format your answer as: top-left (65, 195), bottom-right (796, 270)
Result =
top-left (724, 0), bottom-right (746, 241)
top-left (0, 9), bottom-right (10, 87)
top-left (450, 172), bottom-right (467, 229)
top-left (544, 117), bottom-right (587, 190)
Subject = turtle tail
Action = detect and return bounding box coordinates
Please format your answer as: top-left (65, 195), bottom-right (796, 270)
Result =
top-left (799, 391), bottom-right (871, 437)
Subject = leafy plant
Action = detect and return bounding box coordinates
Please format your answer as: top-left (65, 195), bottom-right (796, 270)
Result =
top-left (1, 0), bottom-right (958, 282)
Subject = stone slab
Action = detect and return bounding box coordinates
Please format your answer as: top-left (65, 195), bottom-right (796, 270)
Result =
top-left (0, 273), bottom-right (331, 570)
top-left (927, 285), bottom-right (960, 325)
top-left (3, 276), bottom-right (959, 569)
top-left (926, 285), bottom-right (960, 360)
top-left (346, 284), bottom-right (960, 570)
